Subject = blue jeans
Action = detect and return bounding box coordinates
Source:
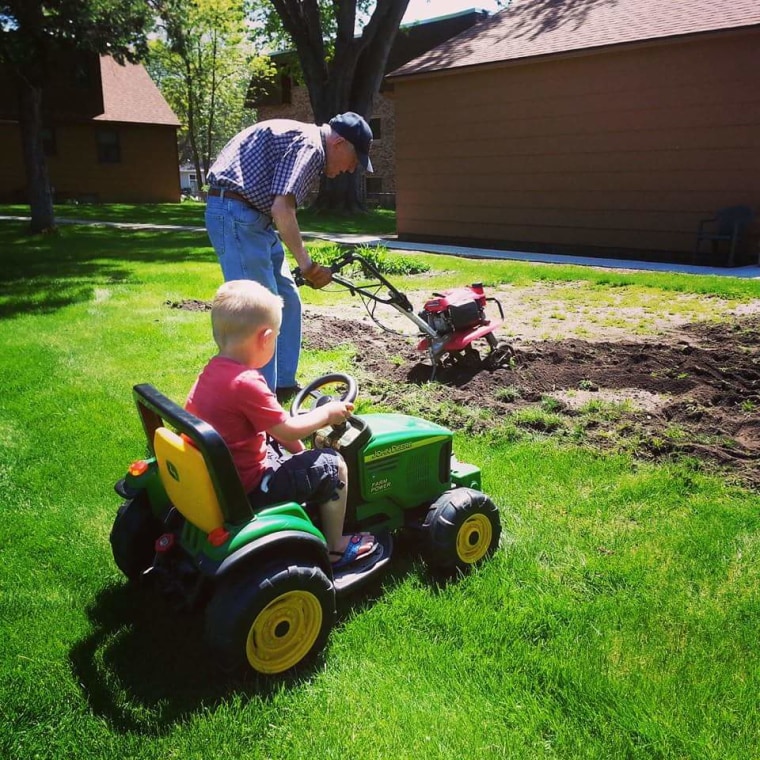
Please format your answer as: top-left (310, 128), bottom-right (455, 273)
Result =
top-left (205, 193), bottom-right (302, 391)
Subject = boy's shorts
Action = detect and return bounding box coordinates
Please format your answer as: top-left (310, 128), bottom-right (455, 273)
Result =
top-left (247, 446), bottom-right (343, 509)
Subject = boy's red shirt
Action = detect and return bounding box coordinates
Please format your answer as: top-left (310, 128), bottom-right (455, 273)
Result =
top-left (185, 355), bottom-right (287, 491)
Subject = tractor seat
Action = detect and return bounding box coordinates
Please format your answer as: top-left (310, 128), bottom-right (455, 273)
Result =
top-left (154, 426), bottom-right (227, 535)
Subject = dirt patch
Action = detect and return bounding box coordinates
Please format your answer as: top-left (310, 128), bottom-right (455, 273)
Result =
top-left (167, 287), bottom-right (760, 488)
top-left (306, 282), bottom-right (760, 342)
top-left (166, 298), bottom-right (211, 312)
top-left (302, 309), bottom-right (760, 490)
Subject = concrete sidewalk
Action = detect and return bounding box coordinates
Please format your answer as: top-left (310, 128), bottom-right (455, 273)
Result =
top-left (0, 214), bottom-right (207, 234)
top-left (3, 215), bottom-right (759, 279)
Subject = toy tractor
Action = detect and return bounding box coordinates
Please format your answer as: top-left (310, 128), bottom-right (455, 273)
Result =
top-left (110, 373), bottom-right (502, 676)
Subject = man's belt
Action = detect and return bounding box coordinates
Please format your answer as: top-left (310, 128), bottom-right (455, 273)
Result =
top-left (207, 187), bottom-right (252, 206)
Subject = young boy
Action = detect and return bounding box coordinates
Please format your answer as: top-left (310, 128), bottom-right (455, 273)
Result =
top-left (186, 280), bottom-right (376, 568)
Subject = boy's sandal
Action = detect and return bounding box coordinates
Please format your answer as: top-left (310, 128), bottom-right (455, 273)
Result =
top-left (330, 534), bottom-right (378, 569)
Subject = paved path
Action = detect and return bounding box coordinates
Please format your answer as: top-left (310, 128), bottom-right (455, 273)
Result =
top-left (3, 215), bottom-right (759, 279)
top-left (0, 215), bottom-right (206, 233)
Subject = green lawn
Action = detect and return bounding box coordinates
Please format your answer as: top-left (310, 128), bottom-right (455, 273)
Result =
top-left (0, 201), bottom-right (398, 236)
top-left (1, 216), bottom-right (758, 759)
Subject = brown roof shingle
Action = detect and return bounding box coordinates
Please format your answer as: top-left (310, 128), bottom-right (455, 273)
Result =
top-left (388, 0), bottom-right (760, 78)
top-left (95, 55), bottom-right (180, 126)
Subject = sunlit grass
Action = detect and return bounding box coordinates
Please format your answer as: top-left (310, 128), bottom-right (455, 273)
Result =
top-left (1, 217), bottom-right (759, 759)
top-left (0, 201), bottom-right (397, 236)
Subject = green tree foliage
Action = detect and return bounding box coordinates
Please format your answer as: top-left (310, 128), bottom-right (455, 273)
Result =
top-left (148, 0), bottom-right (270, 192)
top-left (0, 0), bottom-right (151, 232)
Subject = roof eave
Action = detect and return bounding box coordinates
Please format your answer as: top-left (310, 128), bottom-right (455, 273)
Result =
top-left (386, 23), bottom-right (760, 82)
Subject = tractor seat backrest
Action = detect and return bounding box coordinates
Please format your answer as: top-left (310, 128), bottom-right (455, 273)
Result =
top-left (154, 426), bottom-right (225, 534)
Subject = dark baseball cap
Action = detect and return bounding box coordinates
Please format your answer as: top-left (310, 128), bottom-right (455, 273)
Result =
top-left (329, 112), bottom-right (374, 172)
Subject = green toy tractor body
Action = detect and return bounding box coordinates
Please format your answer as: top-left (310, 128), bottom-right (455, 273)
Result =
top-left (110, 377), bottom-right (501, 675)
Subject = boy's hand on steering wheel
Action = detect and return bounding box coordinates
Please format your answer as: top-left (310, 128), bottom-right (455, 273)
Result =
top-left (324, 400), bottom-right (354, 426)
top-left (303, 261), bottom-right (333, 289)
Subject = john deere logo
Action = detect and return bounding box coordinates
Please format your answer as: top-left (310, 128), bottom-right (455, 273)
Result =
top-left (167, 460), bottom-right (180, 481)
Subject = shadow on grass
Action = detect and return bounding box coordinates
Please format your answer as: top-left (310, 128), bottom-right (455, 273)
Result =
top-left (0, 202), bottom-right (206, 228)
top-left (0, 223), bottom-right (216, 320)
top-left (70, 580), bottom-right (312, 734)
top-left (70, 537), bottom-right (450, 734)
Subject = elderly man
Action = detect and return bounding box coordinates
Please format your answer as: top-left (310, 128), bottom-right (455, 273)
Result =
top-left (205, 112), bottom-right (373, 400)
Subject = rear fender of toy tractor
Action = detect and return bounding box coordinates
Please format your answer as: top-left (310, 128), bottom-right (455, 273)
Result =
top-left (125, 485), bottom-right (330, 608)
top-left (195, 504), bottom-right (331, 581)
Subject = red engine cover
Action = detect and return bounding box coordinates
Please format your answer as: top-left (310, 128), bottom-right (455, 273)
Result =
top-left (422, 284), bottom-right (486, 314)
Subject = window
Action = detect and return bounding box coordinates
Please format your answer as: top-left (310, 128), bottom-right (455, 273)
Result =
top-left (41, 126), bottom-right (57, 157)
top-left (96, 129), bottom-right (121, 163)
top-left (369, 118), bottom-right (382, 140)
top-left (366, 177), bottom-right (383, 194)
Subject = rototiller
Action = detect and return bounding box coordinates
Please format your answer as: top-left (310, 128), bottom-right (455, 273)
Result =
top-left (297, 251), bottom-right (513, 377)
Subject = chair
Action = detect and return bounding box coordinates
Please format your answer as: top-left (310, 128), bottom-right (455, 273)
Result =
top-left (694, 205), bottom-right (755, 267)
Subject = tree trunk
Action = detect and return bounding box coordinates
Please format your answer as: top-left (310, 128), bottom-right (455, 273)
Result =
top-left (269, 0), bottom-right (411, 212)
top-left (18, 80), bottom-right (55, 234)
top-left (312, 172), bottom-right (364, 213)
top-left (309, 59), bottom-right (366, 213)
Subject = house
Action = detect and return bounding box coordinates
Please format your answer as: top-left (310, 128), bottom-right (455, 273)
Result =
top-left (247, 9), bottom-right (488, 208)
top-left (0, 52), bottom-right (181, 204)
top-left (386, 0), bottom-right (760, 266)
top-left (180, 163), bottom-right (206, 196)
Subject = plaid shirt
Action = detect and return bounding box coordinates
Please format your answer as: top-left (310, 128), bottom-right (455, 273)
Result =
top-left (207, 120), bottom-right (326, 215)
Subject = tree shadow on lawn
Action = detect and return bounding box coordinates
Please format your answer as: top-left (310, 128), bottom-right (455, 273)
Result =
top-left (0, 223), bottom-right (216, 320)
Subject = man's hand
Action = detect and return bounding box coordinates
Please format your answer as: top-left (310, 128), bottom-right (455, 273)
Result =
top-left (302, 261), bottom-right (333, 289)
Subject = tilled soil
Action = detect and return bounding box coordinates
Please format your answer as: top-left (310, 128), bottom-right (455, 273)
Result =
top-left (168, 293), bottom-right (760, 488)
top-left (301, 311), bottom-right (760, 489)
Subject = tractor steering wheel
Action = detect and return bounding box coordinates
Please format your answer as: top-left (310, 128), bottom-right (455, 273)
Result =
top-left (290, 373), bottom-right (358, 419)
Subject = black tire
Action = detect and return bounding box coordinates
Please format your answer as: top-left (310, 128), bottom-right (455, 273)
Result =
top-left (205, 561), bottom-right (335, 676)
top-left (421, 488), bottom-right (501, 572)
top-left (110, 494), bottom-right (163, 581)
top-left (484, 341), bottom-right (514, 370)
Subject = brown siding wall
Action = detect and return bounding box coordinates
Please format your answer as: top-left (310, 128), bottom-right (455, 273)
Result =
top-left (0, 122), bottom-right (180, 203)
top-left (392, 30), bottom-right (760, 264)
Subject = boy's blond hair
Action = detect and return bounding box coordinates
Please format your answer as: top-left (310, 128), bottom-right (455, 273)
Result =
top-left (211, 280), bottom-right (283, 350)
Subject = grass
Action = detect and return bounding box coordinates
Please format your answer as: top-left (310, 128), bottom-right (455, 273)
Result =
top-left (0, 201), bottom-right (398, 236)
top-left (1, 212), bottom-right (759, 759)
